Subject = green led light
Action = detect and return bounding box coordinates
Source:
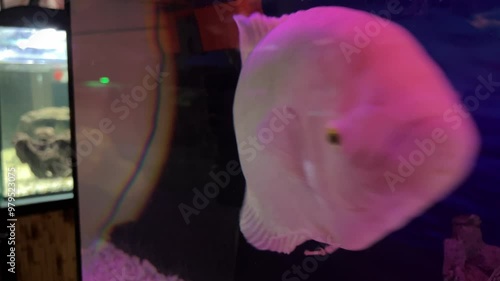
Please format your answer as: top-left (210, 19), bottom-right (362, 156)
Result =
top-left (99, 77), bottom-right (110, 84)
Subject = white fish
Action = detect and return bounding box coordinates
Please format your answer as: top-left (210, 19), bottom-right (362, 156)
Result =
top-left (233, 6), bottom-right (480, 255)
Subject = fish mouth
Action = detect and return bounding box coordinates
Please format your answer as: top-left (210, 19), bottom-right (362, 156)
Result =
top-left (328, 115), bottom-right (450, 200)
top-left (349, 115), bottom-right (443, 170)
top-left (386, 116), bottom-right (446, 158)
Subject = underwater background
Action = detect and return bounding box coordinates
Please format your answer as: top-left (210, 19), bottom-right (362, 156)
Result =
top-left (63, 0), bottom-right (500, 281)
top-left (231, 2), bottom-right (500, 281)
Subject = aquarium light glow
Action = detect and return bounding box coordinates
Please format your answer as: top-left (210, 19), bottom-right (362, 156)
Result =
top-left (99, 77), bottom-right (110, 84)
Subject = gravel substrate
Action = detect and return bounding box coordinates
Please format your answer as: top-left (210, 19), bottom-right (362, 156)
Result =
top-left (82, 240), bottom-right (185, 281)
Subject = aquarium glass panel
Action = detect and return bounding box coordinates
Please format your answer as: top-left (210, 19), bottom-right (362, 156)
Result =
top-left (72, 1), bottom-right (500, 281)
top-left (0, 26), bottom-right (73, 207)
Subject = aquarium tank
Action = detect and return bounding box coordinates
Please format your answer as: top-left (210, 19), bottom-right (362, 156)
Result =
top-left (51, 0), bottom-right (500, 281)
top-left (0, 25), bottom-right (73, 207)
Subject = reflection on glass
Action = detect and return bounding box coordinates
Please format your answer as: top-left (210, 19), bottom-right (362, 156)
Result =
top-left (1, 0), bottom-right (64, 10)
top-left (0, 27), bottom-right (73, 207)
top-left (1, 0), bottom-right (29, 10)
top-left (38, 0), bottom-right (64, 10)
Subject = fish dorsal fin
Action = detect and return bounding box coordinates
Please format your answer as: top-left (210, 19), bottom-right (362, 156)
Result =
top-left (233, 13), bottom-right (288, 65)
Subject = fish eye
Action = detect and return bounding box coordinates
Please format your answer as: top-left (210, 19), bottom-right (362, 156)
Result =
top-left (326, 128), bottom-right (341, 145)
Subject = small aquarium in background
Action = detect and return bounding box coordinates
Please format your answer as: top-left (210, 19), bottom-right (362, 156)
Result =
top-left (0, 25), bottom-right (74, 207)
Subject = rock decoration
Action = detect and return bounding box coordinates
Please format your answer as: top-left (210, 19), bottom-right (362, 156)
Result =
top-left (443, 215), bottom-right (500, 281)
top-left (12, 126), bottom-right (72, 178)
top-left (16, 107), bottom-right (70, 137)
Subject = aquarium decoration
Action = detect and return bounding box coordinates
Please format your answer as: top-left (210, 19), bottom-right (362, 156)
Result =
top-left (0, 13), bottom-right (75, 202)
top-left (443, 215), bottom-right (500, 281)
top-left (13, 109), bottom-right (72, 179)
